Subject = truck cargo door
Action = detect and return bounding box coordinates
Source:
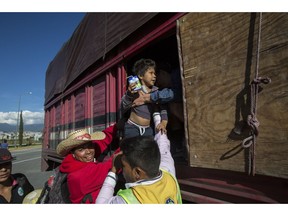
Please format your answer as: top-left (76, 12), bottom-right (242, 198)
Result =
top-left (178, 13), bottom-right (288, 178)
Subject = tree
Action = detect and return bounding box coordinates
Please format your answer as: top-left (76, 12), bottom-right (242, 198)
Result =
top-left (19, 110), bottom-right (24, 146)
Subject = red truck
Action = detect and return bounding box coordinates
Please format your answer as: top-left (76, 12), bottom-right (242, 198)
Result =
top-left (42, 13), bottom-right (288, 203)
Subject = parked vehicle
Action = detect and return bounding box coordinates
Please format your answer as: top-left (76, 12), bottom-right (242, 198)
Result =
top-left (42, 13), bottom-right (288, 203)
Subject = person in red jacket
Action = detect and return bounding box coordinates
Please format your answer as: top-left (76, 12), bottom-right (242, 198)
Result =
top-left (56, 124), bottom-right (120, 203)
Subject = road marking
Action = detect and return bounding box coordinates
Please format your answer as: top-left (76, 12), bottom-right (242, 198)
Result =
top-left (12, 157), bottom-right (41, 164)
top-left (12, 148), bottom-right (41, 156)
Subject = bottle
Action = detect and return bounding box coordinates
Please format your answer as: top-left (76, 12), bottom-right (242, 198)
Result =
top-left (127, 76), bottom-right (142, 91)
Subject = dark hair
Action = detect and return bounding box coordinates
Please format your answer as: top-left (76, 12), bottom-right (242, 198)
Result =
top-left (132, 58), bottom-right (156, 77)
top-left (120, 136), bottom-right (160, 178)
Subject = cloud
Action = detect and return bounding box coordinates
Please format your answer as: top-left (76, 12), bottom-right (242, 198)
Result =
top-left (0, 110), bottom-right (44, 125)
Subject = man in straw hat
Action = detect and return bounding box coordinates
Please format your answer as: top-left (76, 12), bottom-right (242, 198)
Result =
top-left (0, 148), bottom-right (34, 203)
top-left (55, 123), bottom-right (120, 203)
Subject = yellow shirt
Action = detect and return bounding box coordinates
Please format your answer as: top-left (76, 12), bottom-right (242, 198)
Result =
top-left (117, 169), bottom-right (182, 204)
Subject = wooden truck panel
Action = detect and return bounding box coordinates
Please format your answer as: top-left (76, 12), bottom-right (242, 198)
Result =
top-left (179, 13), bottom-right (288, 178)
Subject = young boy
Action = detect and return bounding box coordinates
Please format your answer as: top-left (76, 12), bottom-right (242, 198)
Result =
top-left (121, 58), bottom-right (168, 138)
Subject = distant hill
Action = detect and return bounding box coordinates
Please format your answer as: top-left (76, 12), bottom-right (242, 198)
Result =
top-left (0, 123), bottom-right (44, 132)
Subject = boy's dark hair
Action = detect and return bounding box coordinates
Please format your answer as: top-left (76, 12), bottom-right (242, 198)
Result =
top-left (132, 58), bottom-right (156, 77)
top-left (120, 136), bottom-right (160, 178)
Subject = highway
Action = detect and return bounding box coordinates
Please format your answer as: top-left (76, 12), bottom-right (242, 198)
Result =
top-left (11, 146), bottom-right (53, 190)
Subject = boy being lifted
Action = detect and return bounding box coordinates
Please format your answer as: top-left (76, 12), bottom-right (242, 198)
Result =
top-left (121, 58), bottom-right (168, 138)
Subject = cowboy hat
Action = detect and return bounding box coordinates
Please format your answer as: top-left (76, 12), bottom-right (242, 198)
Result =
top-left (56, 129), bottom-right (106, 157)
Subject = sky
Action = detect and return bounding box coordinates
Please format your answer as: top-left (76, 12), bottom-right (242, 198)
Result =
top-left (0, 12), bottom-right (85, 125)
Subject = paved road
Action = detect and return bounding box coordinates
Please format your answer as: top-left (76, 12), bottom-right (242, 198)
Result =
top-left (11, 146), bottom-right (53, 189)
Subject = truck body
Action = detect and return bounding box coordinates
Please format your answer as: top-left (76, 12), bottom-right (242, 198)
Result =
top-left (42, 13), bottom-right (288, 203)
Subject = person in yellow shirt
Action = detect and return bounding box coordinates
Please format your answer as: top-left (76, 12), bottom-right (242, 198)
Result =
top-left (96, 113), bottom-right (182, 204)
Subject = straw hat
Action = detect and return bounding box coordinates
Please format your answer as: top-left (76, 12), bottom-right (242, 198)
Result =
top-left (56, 129), bottom-right (106, 157)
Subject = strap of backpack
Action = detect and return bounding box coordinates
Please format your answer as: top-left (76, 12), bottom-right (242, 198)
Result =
top-left (36, 181), bottom-right (50, 204)
top-left (81, 193), bottom-right (93, 203)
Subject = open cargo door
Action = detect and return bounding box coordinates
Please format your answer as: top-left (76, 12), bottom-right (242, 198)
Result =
top-left (178, 13), bottom-right (288, 178)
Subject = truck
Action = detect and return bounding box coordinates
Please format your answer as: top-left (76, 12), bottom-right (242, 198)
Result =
top-left (42, 12), bottom-right (288, 203)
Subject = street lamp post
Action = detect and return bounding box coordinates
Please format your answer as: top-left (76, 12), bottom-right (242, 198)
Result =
top-left (14, 92), bottom-right (32, 148)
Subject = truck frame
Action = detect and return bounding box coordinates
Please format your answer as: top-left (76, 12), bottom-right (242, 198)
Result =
top-left (42, 13), bottom-right (288, 203)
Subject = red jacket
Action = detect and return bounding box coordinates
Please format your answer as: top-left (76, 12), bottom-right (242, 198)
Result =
top-left (59, 124), bottom-right (119, 203)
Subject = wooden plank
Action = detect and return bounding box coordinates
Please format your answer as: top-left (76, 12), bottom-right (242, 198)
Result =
top-left (252, 13), bottom-right (288, 177)
top-left (179, 13), bottom-right (288, 178)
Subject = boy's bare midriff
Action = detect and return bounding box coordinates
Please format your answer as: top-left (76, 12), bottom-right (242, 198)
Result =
top-left (129, 111), bottom-right (150, 126)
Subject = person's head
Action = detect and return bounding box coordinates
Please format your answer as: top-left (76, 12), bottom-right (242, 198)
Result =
top-left (133, 58), bottom-right (156, 88)
top-left (71, 142), bottom-right (95, 162)
top-left (0, 149), bottom-right (13, 183)
top-left (3, 139), bottom-right (7, 143)
top-left (119, 136), bottom-right (160, 183)
top-left (56, 129), bottom-right (106, 162)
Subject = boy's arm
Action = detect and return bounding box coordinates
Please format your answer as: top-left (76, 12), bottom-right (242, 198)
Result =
top-left (96, 152), bottom-right (126, 204)
top-left (95, 171), bottom-right (127, 204)
top-left (133, 88), bottom-right (175, 107)
top-left (120, 92), bottom-right (133, 114)
top-left (151, 88), bottom-right (175, 103)
top-left (156, 120), bottom-right (168, 134)
top-left (155, 105), bottom-right (168, 134)
top-left (121, 81), bottom-right (141, 114)
top-left (153, 114), bottom-right (175, 176)
top-left (121, 90), bottom-right (138, 114)
top-left (155, 127), bottom-right (175, 176)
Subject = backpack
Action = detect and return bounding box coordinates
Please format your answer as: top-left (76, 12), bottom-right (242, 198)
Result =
top-left (36, 167), bottom-right (71, 204)
top-left (37, 167), bottom-right (95, 204)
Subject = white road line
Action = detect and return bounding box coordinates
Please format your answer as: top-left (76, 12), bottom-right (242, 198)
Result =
top-left (12, 148), bottom-right (41, 156)
top-left (12, 157), bottom-right (41, 164)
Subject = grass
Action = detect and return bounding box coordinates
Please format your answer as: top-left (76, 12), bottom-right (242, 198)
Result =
top-left (9, 144), bottom-right (42, 152)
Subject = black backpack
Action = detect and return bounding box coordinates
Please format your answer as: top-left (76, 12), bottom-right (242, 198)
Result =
top-left (37, 167), bottom-right (71, 204)
top-left (37, 167), bottom-right (94, 204)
